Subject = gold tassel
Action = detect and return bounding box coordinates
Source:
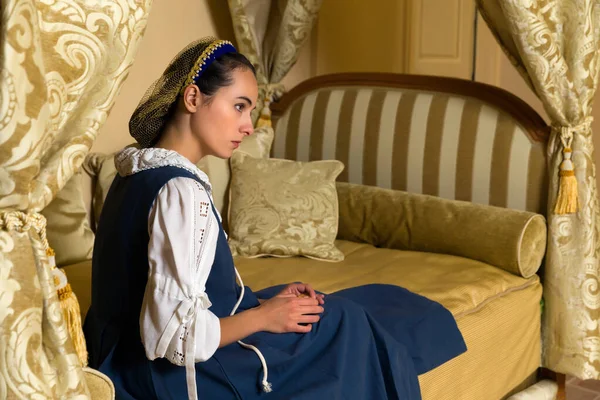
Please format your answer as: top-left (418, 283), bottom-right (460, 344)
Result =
top-left (256, 97), bottom-right (273, 129)
top-left (552, 119), bottom-right (591, 215)
top-left (256, 114), bottom-right (272, 128)
top-left (46, 247), bottom-right (88, 367)
top-left (554, 166), bottom-right (578, 214)
top-left (57, 281), bottom-right (89, 367)
top-left (554, 146), bottom-right (578, 214)
top-left (255, 83), bottom-right (284, 129)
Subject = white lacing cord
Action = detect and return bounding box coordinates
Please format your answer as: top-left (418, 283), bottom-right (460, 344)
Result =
top-left (231, 268), bottom-right (273, 393)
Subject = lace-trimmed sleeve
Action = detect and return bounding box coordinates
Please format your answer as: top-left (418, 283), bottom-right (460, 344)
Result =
top-left (140, 177), bottom-right (221, 366)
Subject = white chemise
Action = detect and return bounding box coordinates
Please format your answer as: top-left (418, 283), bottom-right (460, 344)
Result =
top-left (115, 147), bottom-right (223, 365)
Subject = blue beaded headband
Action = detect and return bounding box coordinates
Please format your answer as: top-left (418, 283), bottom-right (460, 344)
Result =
top-left (180, 39), bottom-right (237, 94)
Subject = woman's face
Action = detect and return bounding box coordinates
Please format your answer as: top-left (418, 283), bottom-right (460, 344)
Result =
top-left (192, 68), bottom-right (258, 159)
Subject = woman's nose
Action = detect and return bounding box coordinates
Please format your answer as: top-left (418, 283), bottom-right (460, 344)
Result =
top-left (242, 124), bottom-right (254, 136)
top-left (242, 114), bottom-right (254, 136)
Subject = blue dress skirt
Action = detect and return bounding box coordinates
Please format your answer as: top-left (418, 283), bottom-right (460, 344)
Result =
top-left (84, 166), bottom-right (467, 400)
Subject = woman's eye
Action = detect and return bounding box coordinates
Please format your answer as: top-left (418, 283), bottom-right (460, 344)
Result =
top-left (235, 104), bottom-right (245, 112)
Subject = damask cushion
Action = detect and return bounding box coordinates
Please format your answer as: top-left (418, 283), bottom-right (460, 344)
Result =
top-left (83, 367), bottom-right (115, 399)
top-left (84, 153), bottom-right (117, 231)
top-left (42, 171), bottom-right (95, 266)
top-left (228, 152), bottom-right (345, 262)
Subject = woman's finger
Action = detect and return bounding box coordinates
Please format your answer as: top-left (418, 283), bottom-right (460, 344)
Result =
top-left (298, 315), bottom-right (321, 324)
top-left (276, 293), bottom-right (296, 298)
top-left (316, 294), bottom-right (325, 304)
top-left (292, 323), bottom-right (312, 333)
top-left (299, 306), bottom-right (324, 315)
top-left (296, 298), bottom-right (319, 306)
top-left (304, 284), bottom-right (317, 298)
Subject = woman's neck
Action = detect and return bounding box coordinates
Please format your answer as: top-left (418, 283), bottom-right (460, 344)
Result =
top-left (155, 120), bottom-right (204, 165)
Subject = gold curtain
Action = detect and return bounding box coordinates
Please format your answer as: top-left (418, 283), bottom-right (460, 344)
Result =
top-left (476, 0), bottom-right (600, 379)
top-left (227, 0), bottom-right (322, 126)
top-left (0, 0), bottom-right (151, 397)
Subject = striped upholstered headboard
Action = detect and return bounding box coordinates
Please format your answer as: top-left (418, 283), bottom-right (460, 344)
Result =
top-left (271, 73), bottom-right (550, 214)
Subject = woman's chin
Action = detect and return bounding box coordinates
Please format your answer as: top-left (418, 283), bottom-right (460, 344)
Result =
top-left (215, 149), bottom-right (234, 160)
top-left (205, 145), bottom-right (236, 160)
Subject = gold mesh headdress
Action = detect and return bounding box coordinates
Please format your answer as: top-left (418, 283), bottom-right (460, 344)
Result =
top-left (129, 37), bottom-right (236, 148)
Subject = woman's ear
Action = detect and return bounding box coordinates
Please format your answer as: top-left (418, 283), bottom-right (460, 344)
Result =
top-left (182, 84), bottom-right (203, 112)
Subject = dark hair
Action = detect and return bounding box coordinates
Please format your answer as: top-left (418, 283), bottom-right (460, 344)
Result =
top-left (196, 52), bottom-right (256, 102)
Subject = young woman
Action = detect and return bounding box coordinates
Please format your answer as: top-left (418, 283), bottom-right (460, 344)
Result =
top-left (84, 37), bottom-right (467, 400)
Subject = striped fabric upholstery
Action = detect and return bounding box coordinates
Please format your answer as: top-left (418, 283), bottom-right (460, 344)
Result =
top-left (273, 87), bottom-right (548, 214)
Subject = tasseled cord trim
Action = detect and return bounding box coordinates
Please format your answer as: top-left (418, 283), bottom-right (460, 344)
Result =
top-left (57, 282), bottom-right (89, 366)
top-left (231, 268), bottom-right (273, 393)
top-left (552, 118), bottom-right (593, 215)
top-left (48, 248), bottom-right (89, 367)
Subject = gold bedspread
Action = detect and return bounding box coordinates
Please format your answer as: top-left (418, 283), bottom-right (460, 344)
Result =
top-left (235, 240), bottom-right (542, 400)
